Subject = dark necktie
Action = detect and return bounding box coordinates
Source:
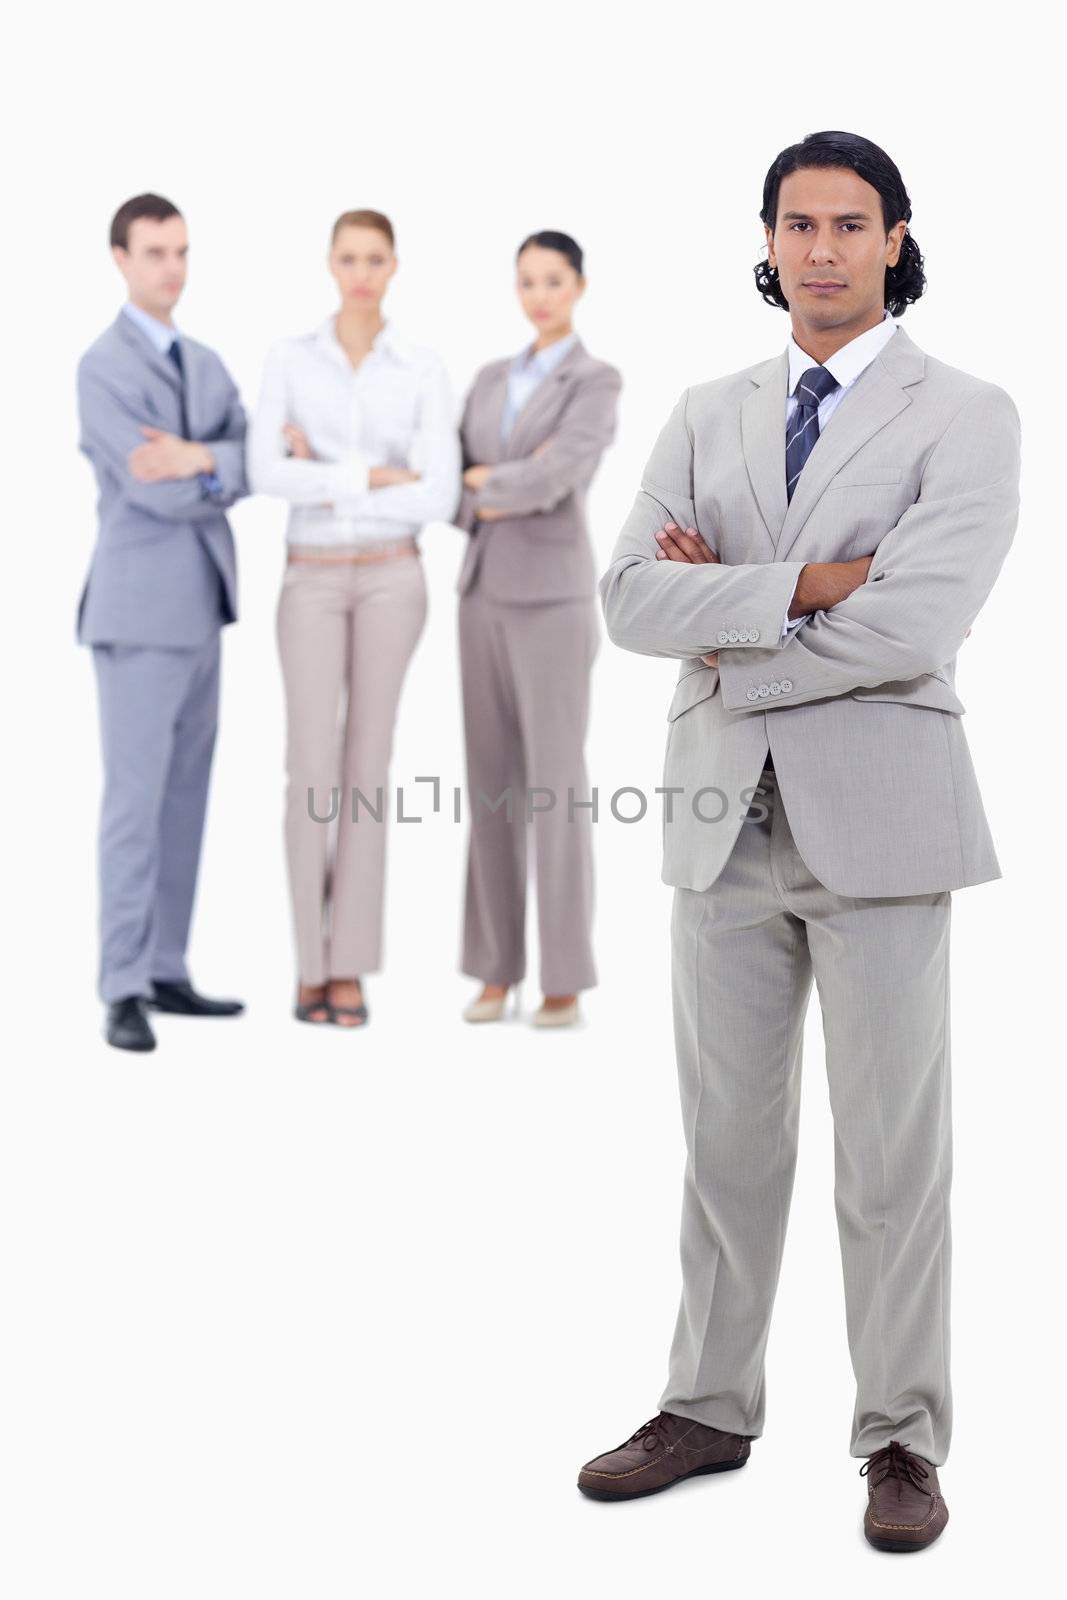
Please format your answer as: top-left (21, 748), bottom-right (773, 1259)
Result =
top-left (167, 337), bottom-right (190, 439)
top-left (785, 364), bottom-right (839, 502)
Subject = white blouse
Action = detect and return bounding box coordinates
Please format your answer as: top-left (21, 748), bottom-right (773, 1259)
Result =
top-left (248, 317), bottom-right (462, 547)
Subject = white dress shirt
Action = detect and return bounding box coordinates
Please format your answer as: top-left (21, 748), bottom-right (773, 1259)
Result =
top-left (500, 332), bottom-right (578, 443)
top-left (248, 317), bottom-right (461, 547)
top-left (777, 309), bottom-right (899, 637)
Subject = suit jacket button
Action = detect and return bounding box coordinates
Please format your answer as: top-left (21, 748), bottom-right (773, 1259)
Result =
top-left (757, 684), bottom-right (770, 698)
top-left (746, 687), bottom-right (760, 702)
top-left (780, 679), bottom-right (793, 692)
top-left (728, 629), bottom-right (740, 642)
top-left (750, 628), bottom-right (760, 641)
top-left (717, 632), bottom-right (730, 645)
top-left (769, 682), bottom-right (782, 695)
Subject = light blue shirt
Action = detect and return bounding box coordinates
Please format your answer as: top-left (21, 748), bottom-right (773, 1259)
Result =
top-left (122, 300), bottom-right (180, 357)
top-left (500, 332), bottom-right (578, 444)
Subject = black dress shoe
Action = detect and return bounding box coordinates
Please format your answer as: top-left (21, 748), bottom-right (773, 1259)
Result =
top-left (148, 979), bottom-right (245, 1017)
top-left (105, 996), bottom-right (157, 1052)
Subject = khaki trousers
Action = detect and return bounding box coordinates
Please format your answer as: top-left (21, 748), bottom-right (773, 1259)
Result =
top-left (660, 763), bottom-right (953, 1464)
top-left (276, 550), bottom-right (427, 984)
top-left (458, 586), bottom-right (599, 995)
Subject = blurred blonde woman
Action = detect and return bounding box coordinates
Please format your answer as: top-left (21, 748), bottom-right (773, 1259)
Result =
top-left (249, 209), bottom-right (461, 1027)
top-left (454, 230), bottom-right (622, 1027)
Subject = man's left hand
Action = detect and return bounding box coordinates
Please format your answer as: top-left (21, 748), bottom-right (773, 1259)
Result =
top-left (129, 426), bottom-right (213, 481)
top-left (655, 522), bottom-right (719, 565)
top-left (654, 521), bottom-right (720, 665)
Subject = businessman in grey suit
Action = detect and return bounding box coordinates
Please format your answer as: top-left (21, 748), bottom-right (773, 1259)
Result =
top-left (77, 194), bottom-right (249, 1051)
top-left (579, 133), bottom-right (1021, 1552)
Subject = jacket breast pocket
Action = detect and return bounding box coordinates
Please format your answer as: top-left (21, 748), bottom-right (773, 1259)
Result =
top-left (825, 467), bottom-right (910, 559)
top-left (826, 466), bottom-right (903, 489)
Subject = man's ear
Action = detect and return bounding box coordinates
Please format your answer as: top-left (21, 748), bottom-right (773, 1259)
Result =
top-left (886, 223), bottom-right (907, 268)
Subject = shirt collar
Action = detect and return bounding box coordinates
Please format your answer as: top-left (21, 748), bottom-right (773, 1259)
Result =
top-left (512, 331), bottom-right (578, 376)
top-left (316, 315), bottom-right (416, 366)
top-left (787, 308), bottom-right (897, 396)
top-left (122, 300), bottom-right (179, 356)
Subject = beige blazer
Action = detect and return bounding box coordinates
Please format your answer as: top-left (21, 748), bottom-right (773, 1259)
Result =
top-left (455, 338), bottom-right (622, 603)
top-left (599, 325), bottom-right (1022, 898)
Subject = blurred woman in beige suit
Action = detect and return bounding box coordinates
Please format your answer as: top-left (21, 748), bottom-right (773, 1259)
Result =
top-left (250, 210), bottom-right (460, 1028)
top-left (455, 231), bottom-right (622, 1027)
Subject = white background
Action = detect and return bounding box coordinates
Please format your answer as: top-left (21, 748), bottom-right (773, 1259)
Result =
top-left (2, 3), bottom-right (1062, 1596)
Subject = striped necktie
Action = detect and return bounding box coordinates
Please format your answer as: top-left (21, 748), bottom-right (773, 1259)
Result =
top-left (785, 365), bottom-right (839, 502)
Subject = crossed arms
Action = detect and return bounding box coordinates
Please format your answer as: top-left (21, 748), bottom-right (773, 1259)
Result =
top-left (462, 367), bottom-right (622, 521)
top-left (77, 358), bottom-right (247, 523)
top-left (599, 383), bottom-right (1021, 711)
top-left (248, 344), bottom-right (461, 526)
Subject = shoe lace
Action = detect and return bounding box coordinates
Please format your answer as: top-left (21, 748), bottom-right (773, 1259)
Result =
top-left (627, 1413), bottom-right (676, 1452)
top-left (859, 1440), bottom-right (930, 1497)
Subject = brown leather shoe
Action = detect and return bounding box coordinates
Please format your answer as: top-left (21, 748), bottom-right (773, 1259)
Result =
top-left (578, 1411), bottom-right (751, 1501)
top-left (861, 1440), bottom-right (949, 1552)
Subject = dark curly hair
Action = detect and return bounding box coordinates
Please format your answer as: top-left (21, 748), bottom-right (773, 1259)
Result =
top-left (753, 131), bottom-right (926, 317)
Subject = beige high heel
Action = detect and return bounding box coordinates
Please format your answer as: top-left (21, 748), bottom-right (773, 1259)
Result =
top-left (531, 998), bottom-right (580, 1028)
top-left (462, 985), bottom-right (511, 1023)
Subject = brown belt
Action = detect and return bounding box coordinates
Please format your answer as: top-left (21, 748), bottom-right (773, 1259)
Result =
top-left (286, 536), bottom-right (419, 565)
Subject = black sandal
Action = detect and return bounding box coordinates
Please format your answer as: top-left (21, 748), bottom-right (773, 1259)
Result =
top-left (327, 980), bottom-right (369, 1027)
top-left (329, 1001), bottom-right (369, 1027)
top-left (294, 989), bottom-right (332, 1024)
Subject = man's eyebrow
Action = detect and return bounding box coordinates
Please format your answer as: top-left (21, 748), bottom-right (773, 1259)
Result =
top-left (781, 210), bottom-right (873, 221)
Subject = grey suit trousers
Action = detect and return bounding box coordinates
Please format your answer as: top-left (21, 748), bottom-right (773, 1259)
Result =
top-left (92, 635), bottom-right (220, 1003)
top-left (660, 763), bottom-right (952, 1465)
top-left (459, 585), bottom-right (599, 995)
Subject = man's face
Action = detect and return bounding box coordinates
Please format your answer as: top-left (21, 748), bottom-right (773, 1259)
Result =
top-left (112, 215), bottom-right (188, 319)
top-left (765, 166), bottom-right (906, 336)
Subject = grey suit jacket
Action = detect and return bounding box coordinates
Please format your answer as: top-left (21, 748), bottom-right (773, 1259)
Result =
top-left (455, 337), bottom-right (622, 603)
top-left (599, 324), bottom-right (1022, 898)
top-left (76, 313), bottom-right (248, 647)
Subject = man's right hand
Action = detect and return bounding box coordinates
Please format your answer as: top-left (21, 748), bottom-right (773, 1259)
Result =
top-left (789, 556), bottom-right (873, 620)
top-left (369, 466), bottom-right (421, 488)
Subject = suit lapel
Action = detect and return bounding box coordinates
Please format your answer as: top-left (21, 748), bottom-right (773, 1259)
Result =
top-left (504, 338), bottom-right (585, 459)
top-left (740, 351), bottom-right (789, 557)
top-left (114, 311), bottom-right (187, 428)
top-left (774, 326), bottom-right (927, 561)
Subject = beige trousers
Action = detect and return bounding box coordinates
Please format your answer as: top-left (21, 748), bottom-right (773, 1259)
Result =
top-left (276, 549), bottom-right (427, 984)
top-left (458, 585), bottom-right (600, 995)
